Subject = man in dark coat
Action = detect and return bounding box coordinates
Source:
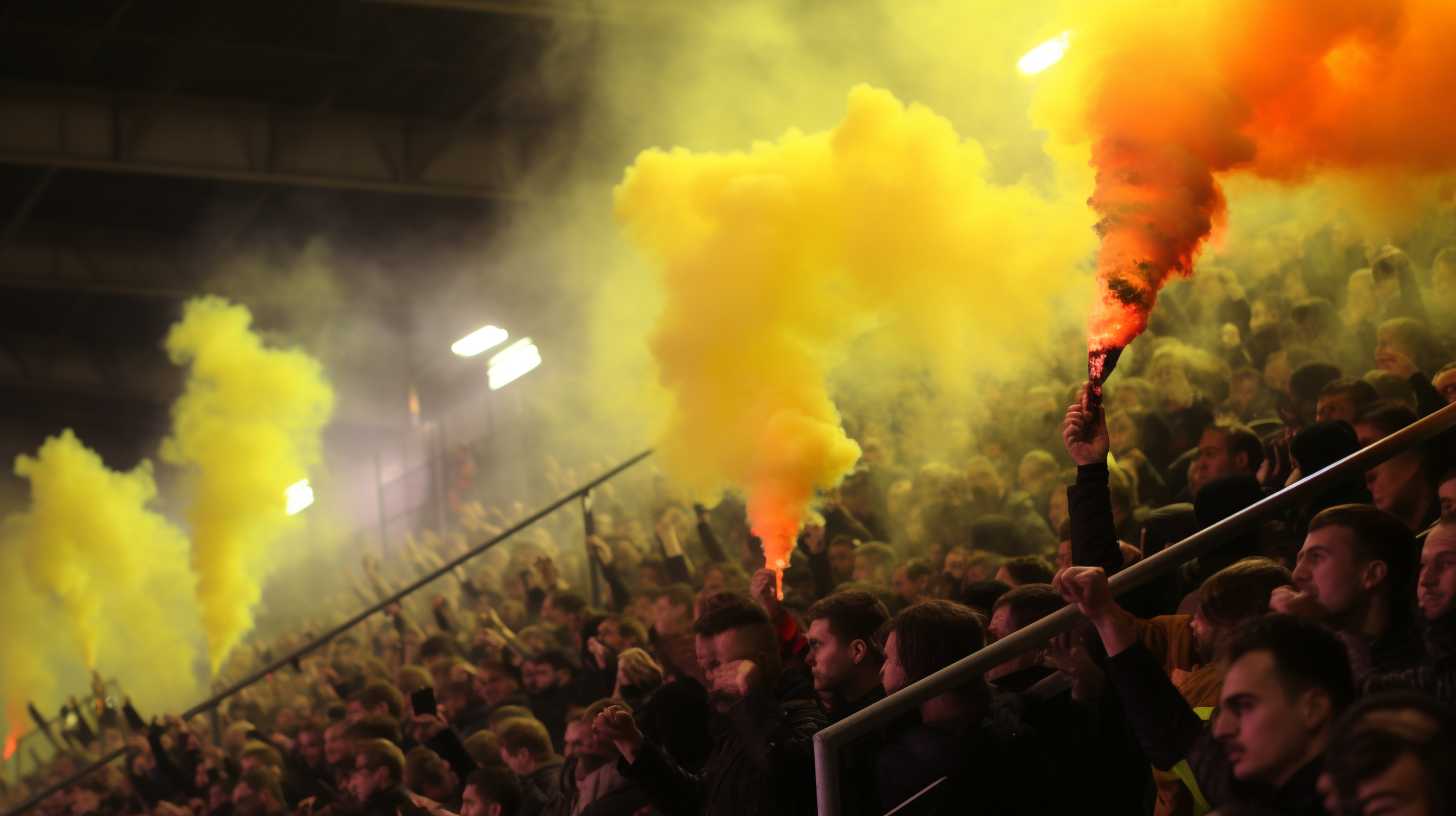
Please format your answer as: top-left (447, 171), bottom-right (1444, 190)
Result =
top-left (592, 597), bottom-right (826, 816)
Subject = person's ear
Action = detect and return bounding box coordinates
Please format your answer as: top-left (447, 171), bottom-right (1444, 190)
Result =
top-left (1298, 689), bottom-right (1333, 731)
top-left (848, 639), bottom-right (868, 665)
top-left (1362, 560), bottom-right (1389, 592)
top-left (487, 804), bottom-right (503, 816)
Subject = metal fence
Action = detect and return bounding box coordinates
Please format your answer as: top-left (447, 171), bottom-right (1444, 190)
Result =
top-left (2, 449), bottom-right (654, 816)
top-left (815, 401), bottom-right (1456, 816)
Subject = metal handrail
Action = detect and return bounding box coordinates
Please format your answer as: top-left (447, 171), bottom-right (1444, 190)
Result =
top-left (2, 449), bottom-right (654, 816)
top-left (815, 401), bottom-right (1456, 815)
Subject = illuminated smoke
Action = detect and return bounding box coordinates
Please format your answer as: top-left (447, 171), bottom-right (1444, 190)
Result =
top-left (0, 431), bottom-right (203, 736)
top-left (617, 85), bottom-right (1093, 585)
top-left (162, 296), bottom-right (334, 671)
top-left (1033, 0), bottom-right (1456, 356)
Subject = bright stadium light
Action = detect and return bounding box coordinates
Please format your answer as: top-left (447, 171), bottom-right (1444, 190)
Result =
top-left (487, 338), bottom-right (541, 391)
top-left (451, 325), bottom-right (509, 358)
top-left (1018, 31), bottom-right (1071, 75)
top-left (285, 479), bottom-right (315, 515)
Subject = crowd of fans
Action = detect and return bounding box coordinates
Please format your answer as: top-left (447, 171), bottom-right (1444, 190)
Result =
top-left (6, 241), bottom-right (1456, 815)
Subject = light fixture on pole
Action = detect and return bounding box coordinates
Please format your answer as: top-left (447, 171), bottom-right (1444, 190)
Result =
top-left (451, 325), bottom-right (509, 358)
top-left (487, 338), bottom-right (541, 391)
top-left (285, 479), bottom-right (315, 515)
top-left (1017, 31), bottom-right (1071, 75)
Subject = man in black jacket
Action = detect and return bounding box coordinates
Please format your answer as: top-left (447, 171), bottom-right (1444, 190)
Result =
top-left (1365, 516), bottom-right (1456, 703)
top-left (804, 590), bottom-right (889, 722)
top-left (345, 739), bottom-right (432, 816)
top-left (1269, 504), bottom-right (1423, 676)
top-left (592, 598), bottom-right (826, 816)
top-left (1057, 566), bottom-right (1354, 816)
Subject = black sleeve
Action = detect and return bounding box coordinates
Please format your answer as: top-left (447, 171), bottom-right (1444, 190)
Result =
top-left (698, 518), bottom-right (728, 564)
top-left (427, 729), bottom-right (478, 783)
top-left (619, 740), bottom-right (704, 816)
top-left (1069, 462), bottom-right (1123, 574)
top-left (728, 692), bottom-right (825, 774)
top-left (664, 555), bottom-right (693, 584)
top-left (147, 727), bottom-right (193, 796)
top-left (1410, 373), bottom-right (1445, 418)
top-left (526, 586), bottom-right (547, 619)
top-left (1102, 643), bottom-right (1210, 771)
top-left (808, 549), bottom-right (833, 600)
top-left (599, 562), bottom-right (632, 613)
top-left (433, 604), bottom-right (455, 633)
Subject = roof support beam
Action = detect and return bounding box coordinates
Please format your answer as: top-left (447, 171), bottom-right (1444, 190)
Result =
top-left (0, 81), bottom-right (532, 200)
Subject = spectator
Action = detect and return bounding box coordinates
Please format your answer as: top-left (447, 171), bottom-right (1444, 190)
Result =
top-left (804, 590), bottom-right (891, 721)
top-left (1189, 422), bottom-right (1265, 499)
top-left (1270, 504), bottom-right (1422, 676)
top-left (231, 767), bottom-right (287, 816)
top-left (522, 649), bottom-right (577, 750)
top-left (548, 700), bottom-right (649, 816)
top-left (347, 738), bottom-right (431, 815)
top-left (461, 766), bottom-right (524, 816)
top-left (1353, 404), bottom-right (1440, 531)
top-left (1059, 564), bottom-right (1353, 815)
top-left (1315, 378), bottom-right (1379, 425)
top-left (1321, 691), bottom-right (1456, 816)
top-left (852, 542), bottom-right (897, 587)
top-left (890, 558), bottom-right (933, 607)
top-left (498, 717), bottom-right (564, 816)
top-left (1364, 515), bottom-right (1456, 704)
top-left (994, 555), bottom-right (1056, 588)
top-left (874, 599), bottom-right (1051, 815)
top-left (593, 599), bottom-right (825, 816)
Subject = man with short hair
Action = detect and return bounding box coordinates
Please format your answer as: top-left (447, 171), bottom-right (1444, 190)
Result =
top-left (1058, 565), bottom-right (1354, 814)
top-left (803, 590), bottom-right (890, 721)
top-left (1315, 377), bottom-right (1379, 425)
top-left (986, 585), bottom-right (1065, 685)
top-left (349, 738), bottom-right (431, 815)
top-left (324, 721), bottom-right (353, 783)
top-left (852, 542), bottom-right (897, 587)
top-left (828, 536), bottom-right (857, 585)
top-left (498, 717), bottom-right (563, 816)
top-left (521, 649), bottom-right (577, 751)
top-left (1364, 517), bottom-right (1456, 704)
top-left (1321, 691), bottom-right (1456, 816)
top-left (994, 555), bottom-right (1056, 588)
top-left (461, 766), bottom-right (523, 816)
top-left (1353, 404), bottom-right (1440, 531)
top-left (232, 767), bottom-right (288, 816)
top-left (1189, 422), bottom-right (1265, 498)
top-left (890, 558), bottom-right (933, 606)
top-left (548, 700), bottom-right (650, 816)
top-left (1270, 504), bottom-right (1422, 676)
top-left (650, 584), bottom-right (705, 685)
top-left (349, 682), bottom-right (407, 724)
top-left (592, 600), bottom-right (826, 816)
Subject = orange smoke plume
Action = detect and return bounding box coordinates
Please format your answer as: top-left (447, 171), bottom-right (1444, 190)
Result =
top-left (1039, 0), bottom-right (1456, 352)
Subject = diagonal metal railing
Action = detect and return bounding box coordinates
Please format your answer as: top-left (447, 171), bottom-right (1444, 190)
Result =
top-left (3, 449), bottom-right (654, 816)
top-left (815, 401), bottom-right (1456, 815)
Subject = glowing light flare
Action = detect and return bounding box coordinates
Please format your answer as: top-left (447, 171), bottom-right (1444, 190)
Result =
top-left (1017, 31), bottom-right (1071, 75)
top-left (487, 338), bottom-right (541, 391)
top-left (3, 729), bottom-right (18, 760)
top-left (451, 325), bottom-right (509, 358)
top-left (284, 479), bottom-right (314, 516)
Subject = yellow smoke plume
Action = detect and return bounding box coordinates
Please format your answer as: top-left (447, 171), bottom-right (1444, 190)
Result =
top-left (616, 85), bottom-right (1094, 581)
top-left (0, 431), bottom-right (203, 737)
top-left (161, 296), bottom-right (334, 670)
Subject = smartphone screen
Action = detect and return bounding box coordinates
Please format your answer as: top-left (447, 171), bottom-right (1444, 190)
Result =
top-left (411, 687), bottom-right (438, 717)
